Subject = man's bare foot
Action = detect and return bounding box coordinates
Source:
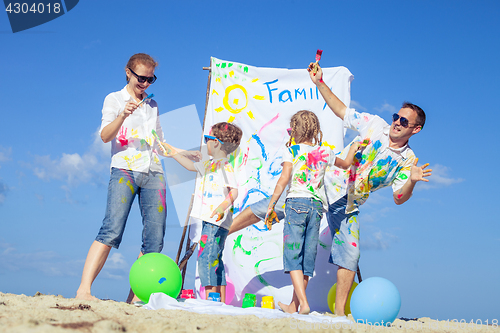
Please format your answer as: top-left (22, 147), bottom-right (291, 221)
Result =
top-left (278, 301), bottom-right (297, 314)
top-left (75, 291), bottom-right (99, 301)
top-left (299, 305), bottom-right (310, 315)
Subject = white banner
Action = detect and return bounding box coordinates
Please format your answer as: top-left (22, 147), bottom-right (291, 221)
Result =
top-left (193, 57), bottom-right (353, 312)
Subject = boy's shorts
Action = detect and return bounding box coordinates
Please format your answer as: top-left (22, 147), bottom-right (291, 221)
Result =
top-left (282, 197), bottom-right (323, 277)
top-left (326, 195), bottom-right (360, 272)
top-left (249, 195), bottom-right (286, 221)
top-left (198, 221), bottom-right (228, 287)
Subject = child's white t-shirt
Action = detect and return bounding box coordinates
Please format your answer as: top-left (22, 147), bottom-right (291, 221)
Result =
top-left (282, 143), bottom-right (336, 205)
top-left (191, 158), bottom-right (237, 230)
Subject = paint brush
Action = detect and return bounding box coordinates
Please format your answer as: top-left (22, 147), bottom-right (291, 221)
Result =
top-left (151, 129), bottom-right (171, 155)
top-left (312, 49), bottom-right (323, 74)
top-left (137, 93), bottom-right (154, 107)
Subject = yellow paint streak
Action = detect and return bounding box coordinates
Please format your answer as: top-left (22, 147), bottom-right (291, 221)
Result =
top-left (247, 110), bottom-right (255, 119)
top-left (233, 99), bottom-right (239, 105)
top-left (216, 77), bottom-right (221, 83)
top-left (212, 89), bottom-right (219, 95)
top-left (251, 78), bottom-right (259, 83)
top-left (253, 95), bottom-right (265, 100)
top-left (211, 259), bottom-right (219, 267)
top-left (215, 107), bottom-right (224, 112)
top-left (229, 70), bottom-right (234, 77)
top-left (322, 141), bottom-right (336, 150)
top-left (126, 180), bottom-right (135, 194)
top-left (121, 196), bottom-right (127, 203)
top-left (228, 116), bottom-right (235, 123)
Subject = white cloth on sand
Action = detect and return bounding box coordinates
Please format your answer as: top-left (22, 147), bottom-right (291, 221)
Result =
top-left (143, 293), bottom-right (351, 325)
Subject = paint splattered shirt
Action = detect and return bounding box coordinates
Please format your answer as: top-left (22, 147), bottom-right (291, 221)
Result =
top-left (191, 158), bottom-right (238, 230)
top-left (100, 86), bottom-right (165, 174)
top-left (283, 143), bottom-right (336, 205)
top-left (325, 108), bottom-right (416, 213)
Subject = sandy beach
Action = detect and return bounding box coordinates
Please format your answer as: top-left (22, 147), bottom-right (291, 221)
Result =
top-left (0, 292), bottom-right (496, 332)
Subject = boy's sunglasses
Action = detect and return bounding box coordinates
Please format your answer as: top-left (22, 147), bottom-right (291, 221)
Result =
top-left (392, 113), bottom-right (419, 128)
top-left (128, 67), bottom-right (157, 84)
top-left (287, 128), bottom-right (292, 135)
top-left (204, 135), bottom-right (224, 144)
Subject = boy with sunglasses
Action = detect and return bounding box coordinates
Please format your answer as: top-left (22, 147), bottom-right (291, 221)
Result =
top-left (169, 122), bottom-right (242, 302)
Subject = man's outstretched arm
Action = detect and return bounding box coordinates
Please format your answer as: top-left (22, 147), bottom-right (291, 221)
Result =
top-left (308, 63), bottom-right (347, 120)
top-left (393, 158), bottom-right (432, 205)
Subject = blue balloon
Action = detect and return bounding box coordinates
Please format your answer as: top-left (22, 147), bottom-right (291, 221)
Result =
top-left (350, 277), bottom-right (401, 326)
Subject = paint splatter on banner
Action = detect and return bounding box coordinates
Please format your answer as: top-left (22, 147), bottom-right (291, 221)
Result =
top-left (193, 57), bottom-right (353, 311)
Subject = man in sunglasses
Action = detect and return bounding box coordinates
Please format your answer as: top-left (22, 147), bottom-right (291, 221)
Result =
top-left (306, 62), bottom-right (431, 317)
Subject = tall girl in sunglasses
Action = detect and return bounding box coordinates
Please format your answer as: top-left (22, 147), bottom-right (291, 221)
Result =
top-left (265, 110), bottom-right (360, 314)
top-left (76, 53), bottom-right (199, 303)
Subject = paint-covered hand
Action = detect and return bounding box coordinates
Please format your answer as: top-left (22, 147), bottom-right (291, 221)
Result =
top-left (307, 62), bottom-right (323, 84)
top-left (410, 158), bottom-right (432, 182)
top-left (120, 101), bottom-right (138, 120)
top-left (181, 150), bottom-right (202, 162)
top-left (264, 207), bottom-right (280, 231)
top-left (350, 141), bottom-right (362, 152)
top-left (211, 206), bottom-right (225, 222)
top-left (159, 142), bottom-right (176, 156)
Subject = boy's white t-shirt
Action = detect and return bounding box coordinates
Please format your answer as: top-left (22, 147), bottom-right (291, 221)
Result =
top-left (282, 143), bottom-right (336, 205)
top-left (191, 157), bottom-right (237, 230)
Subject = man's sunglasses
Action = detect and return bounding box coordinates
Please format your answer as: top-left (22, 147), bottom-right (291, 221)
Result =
top-left (128, 67), bottom-right (157, 84)
top-left (204, 135), bottom-right (224, 145)
top-left (392, 113), bottom-right (420, 128)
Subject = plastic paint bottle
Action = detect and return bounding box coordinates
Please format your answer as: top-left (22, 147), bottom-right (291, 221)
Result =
top-left (261, 296), bottom-right (275, 309)
top-left (208, 292), bottom-right (221, 302)
top-left (242, 293), bottom-right (257, 308)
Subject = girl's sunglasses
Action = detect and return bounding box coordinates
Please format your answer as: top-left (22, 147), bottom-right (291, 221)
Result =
top-left (128, 68), bottom-right (157, 84)
top-left (392, 113), bottom-right (419, 128)
top-left (204, 135), bottom-right (224, 144)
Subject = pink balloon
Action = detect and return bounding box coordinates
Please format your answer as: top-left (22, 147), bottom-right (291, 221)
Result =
top-left (199, 274), bottom-right (235, 304)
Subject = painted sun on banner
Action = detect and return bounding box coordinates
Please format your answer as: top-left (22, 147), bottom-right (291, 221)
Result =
top-left (192, 57), bottom-right (354, 312)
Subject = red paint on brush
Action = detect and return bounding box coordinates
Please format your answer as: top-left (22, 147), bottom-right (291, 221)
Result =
top-left (316, 49), bottom-right (323, 62)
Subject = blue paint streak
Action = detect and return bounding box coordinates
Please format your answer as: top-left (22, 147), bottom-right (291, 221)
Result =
top-left (158, 277), bottom-right (166, 284)
top-left (289, 145), bottom-right (300, 158)
top-left (251, 134), bottom-right (267, 161)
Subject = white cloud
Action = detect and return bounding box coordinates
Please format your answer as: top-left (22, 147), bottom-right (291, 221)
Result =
top-left (0, 240), bottom-right (82, 277)
top-left (100, 253), bottom-right (129, 280)
top-left (349, 100), bottom-right (367, 111)
top-left (375, 102), bottom-right (396, 114)
top-left (0, 145), bottom-right (11, 164)
top-left (418, 164), bottom-right (464, 190)
top-left (0, 241), bottom-right (130, 280)
top-left (31, 129), bottom-right (110, 187)
top-left (0, 180), bottom-right (8, 204)
top-left (362, 230), bottom-right (399, 250)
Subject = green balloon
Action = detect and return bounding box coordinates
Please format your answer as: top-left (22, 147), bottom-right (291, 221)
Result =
top-left (129, 253), bottom-right (182, 303)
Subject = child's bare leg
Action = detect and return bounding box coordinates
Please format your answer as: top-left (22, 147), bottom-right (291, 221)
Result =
top-left (279, 274), bottom-right (309, 313)
top-left (126, 252), bottom-right (144, 303)
top-left (290, 270), bottom-right (310, 314)
top-left (204, 286), bottom-right (218, 300)
top-left (76, 241), bottom-right (111, 301)
top-left (219, 285), bottom-right (226, 303)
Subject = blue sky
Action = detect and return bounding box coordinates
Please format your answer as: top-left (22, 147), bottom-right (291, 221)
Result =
top-left (1, 0), bottom-right (499, 322)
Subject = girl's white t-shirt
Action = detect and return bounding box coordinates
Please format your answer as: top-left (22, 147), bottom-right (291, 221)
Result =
top-left (282, 143), bottom-right (336, 205)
